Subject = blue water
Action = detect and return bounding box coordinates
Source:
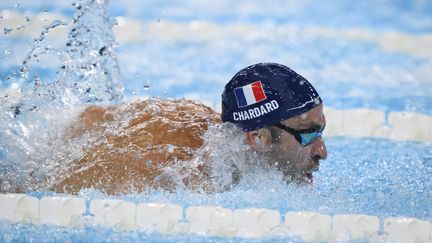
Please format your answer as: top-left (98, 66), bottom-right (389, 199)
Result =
top-left (5, 1), bottom-right (432, 33)
top-left (0, 0), bottom-right (431, 242)
top-left (0, 223), bottom-right (308, 243)
top-left (1, 138), bottom-right (431, 242)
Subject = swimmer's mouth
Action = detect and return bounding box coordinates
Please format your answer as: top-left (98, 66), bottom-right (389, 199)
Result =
top-left (304, 167), bottom-right (318, 184)
top-left (305, 172), bottom-right (313, 183)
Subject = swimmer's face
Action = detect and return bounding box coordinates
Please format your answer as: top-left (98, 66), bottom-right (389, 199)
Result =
top-left (246, 104), bottom-right (327, 184)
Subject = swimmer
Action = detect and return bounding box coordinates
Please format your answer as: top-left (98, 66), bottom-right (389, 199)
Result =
top-left (53, 62), bottom-right (327, 195)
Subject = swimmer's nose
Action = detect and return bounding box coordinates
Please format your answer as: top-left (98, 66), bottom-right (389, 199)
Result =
top-left (311, 137), bottom-right (327, 160)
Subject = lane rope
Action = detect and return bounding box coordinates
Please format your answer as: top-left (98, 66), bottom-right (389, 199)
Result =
top-left (0, 193), bottom-right (431, 242)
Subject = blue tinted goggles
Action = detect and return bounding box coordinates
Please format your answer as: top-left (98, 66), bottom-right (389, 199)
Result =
top-left (274, 123), bottom-right (324, 146)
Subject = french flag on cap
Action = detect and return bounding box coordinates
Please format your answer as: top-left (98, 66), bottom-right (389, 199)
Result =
top-left (234, 81), bottom-right (267, 108)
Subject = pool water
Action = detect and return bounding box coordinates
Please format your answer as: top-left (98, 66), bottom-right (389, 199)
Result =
top-left (0, 0), bottom-right (431, 241)
top-left (1, 138), bottom-right (431, 242)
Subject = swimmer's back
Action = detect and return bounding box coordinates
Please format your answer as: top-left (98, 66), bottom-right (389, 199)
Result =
top-left (54, 98), bottom-right (221, 194)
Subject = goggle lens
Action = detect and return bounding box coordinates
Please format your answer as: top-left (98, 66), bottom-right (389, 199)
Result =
top-left (299, 131), bottom-right (322, 146)
top-left (275, 123), bottom-right (324, 147)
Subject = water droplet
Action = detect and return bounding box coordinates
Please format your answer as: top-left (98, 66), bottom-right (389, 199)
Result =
top-left (14, 3), bottom-right (20, 8)
top-left (167, 144), bottom-right (174, 153)
top-left (45, 45), bottom-right (54, 51)
top-left (143, 81), bottom-right (150, 90)
top-left (132, 91), bottom-right (136, 96)
top-left (156, 18), bottom-right (161, 23)
top-left (3, 27), bottom-right (13, 35)
top-left (19, 65), bottom-right (30, 79)
top-left (2, 180), bottom-right (11, 191)
top-left (299, 80), bottom-right (305, 85)
top-left (34, 74), bottom-right (41, 86)
top-left (17, 25), bottom-right (25, 31)
top-left (5, 49), bottom-right (11, 56)
top-left (43, 9), bottom-right (48, 22)
top-left (25, 16), bottom-right (31, 22)
top-left (146, 160), bottom-right (153, 167)
top-left (99, 46), bottom-right (107, 56)
top-left (72, 2), bottom-right (79, 8)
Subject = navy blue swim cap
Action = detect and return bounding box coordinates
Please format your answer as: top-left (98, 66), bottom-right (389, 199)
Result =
top-left (221, 62), bottom-right (322, 131)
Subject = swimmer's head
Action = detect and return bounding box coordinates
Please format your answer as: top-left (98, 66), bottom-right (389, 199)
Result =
top-left (221, 62), bottom-right (321, 131)
top-left (221, 62), bottom-right (327, 184)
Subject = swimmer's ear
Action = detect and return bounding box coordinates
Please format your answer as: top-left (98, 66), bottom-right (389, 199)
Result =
top-left (245, 128), bottom-right (272, 152)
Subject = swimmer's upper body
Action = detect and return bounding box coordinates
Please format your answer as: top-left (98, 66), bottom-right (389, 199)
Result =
top-left (53, 62), bottom-right (327, 195)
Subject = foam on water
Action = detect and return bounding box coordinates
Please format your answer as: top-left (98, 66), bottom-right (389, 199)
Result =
top-left (112, 137), bottom-right (431, 220)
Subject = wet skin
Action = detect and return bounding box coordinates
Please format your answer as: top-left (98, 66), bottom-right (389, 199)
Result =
top-left (50, 100), bottom-right (325, 195)
top-left (246, 104), bottom-right (327, 184)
